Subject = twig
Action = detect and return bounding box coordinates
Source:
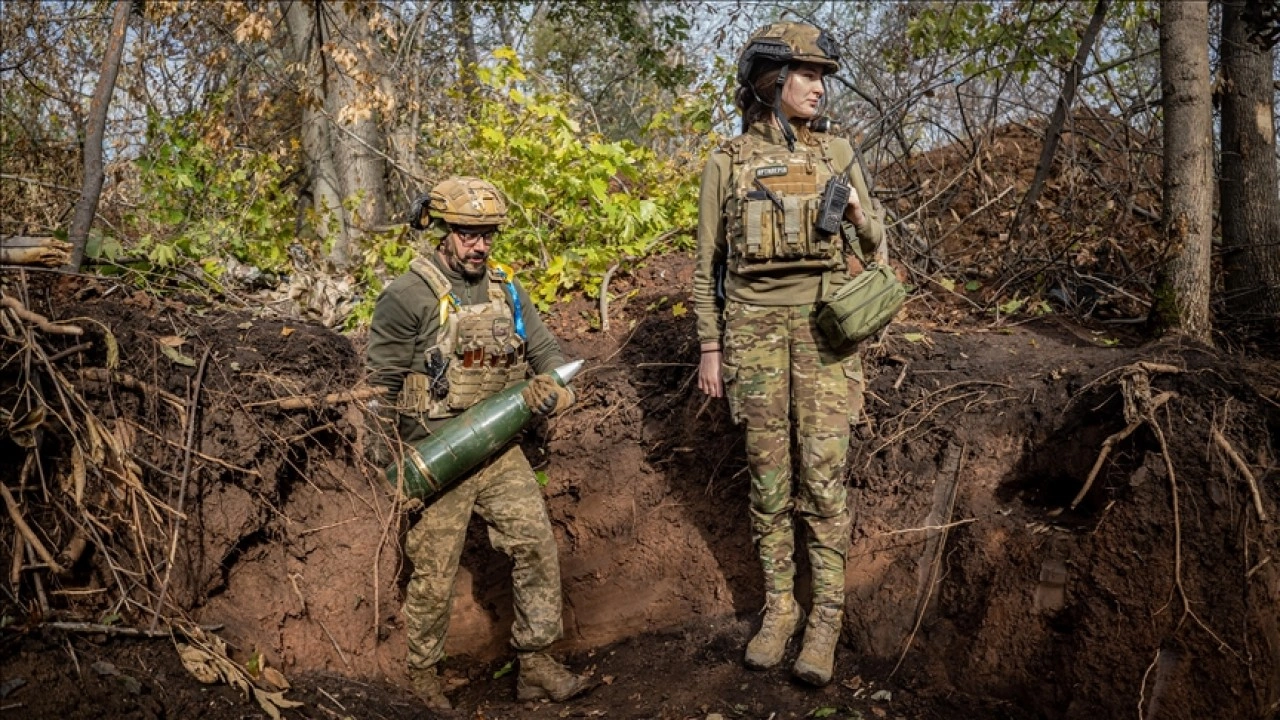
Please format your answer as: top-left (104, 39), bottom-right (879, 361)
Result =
top-left (1210, 426), bottom-right (1268, 522)
top-left (0, 296), bottom-right (83, 335)
top-left (25, 543), bottom-right (49, 615)
top-left (892, 443), bottom-right (964, 676)
top-left (150, 346), bottom-right (210, 632)
top-left (244, 386), bottom-right (382, 410)
top-left (933, 185), bottom-right (1014, 246)
top-left (297, 518), bottom-right (358, 537)
top-left (317, 620), bottom-right (352, 669)
top-left (286, 422), bottom-right (337, 445)
top-left (600, 262), bottom-right (621, 332)
top-left (1068, 391), bottom-right (1173, 509)
top-left (76, 367), bottom-right (187, 421)
top-left (875, 518), bottom-right (977, 537)
top-left (45, 342), bottom-right (93, 363)
top-left (28, 621), bottom-right (175, 638)
top-left (121, 420), bottom-right (260, 476)
top-left (0, 483), bottom-right (66, 575)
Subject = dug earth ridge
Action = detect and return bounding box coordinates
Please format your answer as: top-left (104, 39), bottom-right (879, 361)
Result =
top-left (3, 254), bottom-right (1278, 719)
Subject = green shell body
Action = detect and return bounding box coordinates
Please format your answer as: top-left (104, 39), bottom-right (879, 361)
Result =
top-left (386, 382), bottom-right (531, 500)
top-left (384, 361), bottom-right (581, 501)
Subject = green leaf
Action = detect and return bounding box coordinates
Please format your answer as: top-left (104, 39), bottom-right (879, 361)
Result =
top-left (997, 298), bottom-right (1024, 315)
top-left (534, 470), bottom-right (549, 487)
top-left (493, 661), bottom-right (514, 679)
top-left (901, 333), bottom-right (927, 343)
top-left (811, 708), bottom-right (839, 718)
top-left (964, 280), bottom-right (982, 292)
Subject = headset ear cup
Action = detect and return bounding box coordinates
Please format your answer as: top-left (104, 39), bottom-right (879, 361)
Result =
top-left (408, 195), bottom-right (431, 230)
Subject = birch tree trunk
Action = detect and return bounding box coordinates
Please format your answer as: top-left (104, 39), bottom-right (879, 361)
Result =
top-left (67, 0), bottom-right (131, 271)
top-left (1156, 0), bottom-right (1214, 342)
top-left (1220, 0), bottom-right (1280, 324)
top-left (284, 0), bottom-right (388, 271)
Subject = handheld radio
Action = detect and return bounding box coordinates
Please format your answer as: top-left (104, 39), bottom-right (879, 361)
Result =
top-left (812, 115), bottom-right (861, 236)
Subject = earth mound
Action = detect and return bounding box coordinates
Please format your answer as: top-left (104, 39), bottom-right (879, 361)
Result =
top-left (2, 254), bottom-right (1277, 719)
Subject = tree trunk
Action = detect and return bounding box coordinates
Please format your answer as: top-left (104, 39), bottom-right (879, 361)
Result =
top-left (1155, 1), bottom-right (1214, 343)
top-left (452, 0), bottom-right (480, 94)
top-left (283, 0), bottom-right (388, 271)
top-left (66, 0), bottom-right (131, 272)
top-left (1220, 0), bottom-right (1280, 324)
top-left (1009, 0), bottom-right (1110, 240)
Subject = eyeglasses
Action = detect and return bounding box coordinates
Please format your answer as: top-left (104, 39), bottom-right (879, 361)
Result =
top-left (451, 226), bottom-right (498, 245)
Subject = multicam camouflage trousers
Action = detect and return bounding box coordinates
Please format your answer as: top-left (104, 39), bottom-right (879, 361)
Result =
top-left (404, 445), bottom-right (563, 671)
top-left (722, 301), bottom-right (859, 607)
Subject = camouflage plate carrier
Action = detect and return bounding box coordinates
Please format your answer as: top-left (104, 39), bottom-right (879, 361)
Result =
top-left (721, 132), bottom-right (846, 277)
top-left (397, 257), bottom-right (529, 419)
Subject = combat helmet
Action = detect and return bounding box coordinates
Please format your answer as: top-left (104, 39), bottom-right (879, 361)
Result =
top-left (410, 176), bottom-right (507, 231)
top-left (736, 22), bottom-right (840, 86)
top-left (737, 22), bottom-right (840, 151)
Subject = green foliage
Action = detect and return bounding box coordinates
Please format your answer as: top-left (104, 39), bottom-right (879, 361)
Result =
top-left (125, 95), bottom-right (296, 273)
top-left (418, 49), bottom-right (710, 310)
top-left (348, 223), bottom-right (414, 329)
top-left (902, 1), bottom-right (1153, 81)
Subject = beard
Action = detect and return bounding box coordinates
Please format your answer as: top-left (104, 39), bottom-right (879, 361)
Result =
top-left (443, 247), bottom-right (488, 280)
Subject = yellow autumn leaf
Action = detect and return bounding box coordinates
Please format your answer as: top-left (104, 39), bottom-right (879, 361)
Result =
top-left (671, 302), bottom-right (687, 318)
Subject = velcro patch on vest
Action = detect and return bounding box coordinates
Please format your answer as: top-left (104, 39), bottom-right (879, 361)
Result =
top-left (755, 165), bottom-right (789, 178)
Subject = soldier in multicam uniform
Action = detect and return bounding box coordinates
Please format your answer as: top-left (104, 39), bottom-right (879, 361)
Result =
top-left (693, 23), bottom-right (885, 686)
top-left (365, 177), bottom-right (593, 711)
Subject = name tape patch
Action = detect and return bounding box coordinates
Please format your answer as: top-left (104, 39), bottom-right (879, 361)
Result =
top-left (755, 166), bottom-right (789, 178)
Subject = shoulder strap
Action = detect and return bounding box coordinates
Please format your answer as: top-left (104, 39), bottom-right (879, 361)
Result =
top-left (719, 134), bottom-right (755, 164)
top-left (409, 256), bottom-right (461, 326)
top-left (486, 261), bottom-right (526, 340)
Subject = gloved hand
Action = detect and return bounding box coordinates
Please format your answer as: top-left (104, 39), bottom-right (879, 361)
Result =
top-left (362, 399), bottom-right (397, 467)
top-left (521, 374), bottom-right (575, 416)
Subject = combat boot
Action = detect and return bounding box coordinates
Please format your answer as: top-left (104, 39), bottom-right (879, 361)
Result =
top-left (408, 666), bottom-right (454, 712)
top-left (744, 592), bottom-right (806, 670)
top-left (515, 652), bottom-right (594, 702)
top-left (793, 603), bottom-right (843, 686)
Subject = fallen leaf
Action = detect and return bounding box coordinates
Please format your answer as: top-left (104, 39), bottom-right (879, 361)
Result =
top-left (177, 643), bottom-right (222, 684)
top-left (157, 335), bottom-right (185, 348)
top-left (280, 327), bottom-right (295, 337)
top-left (159, 344), bottom-right (197, 367)
top-left (253, 687), bottom-right (303, 720)
top-left (261, 666), bottom-right (290, 690)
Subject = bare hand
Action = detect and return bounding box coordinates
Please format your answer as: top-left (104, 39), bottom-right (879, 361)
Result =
top-left (843, 190), bottom-right (866, 226)
top-left (698, 349), bottom-right (723, 398)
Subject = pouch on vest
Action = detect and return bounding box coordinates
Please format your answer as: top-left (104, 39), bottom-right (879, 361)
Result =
top-left (397, 373), bottom-right (432, 413)
top-left (814, 264), bottom-right (906, 350)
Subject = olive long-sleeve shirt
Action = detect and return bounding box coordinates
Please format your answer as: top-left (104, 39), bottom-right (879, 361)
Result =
top-left (692, 122), bottom-right (884, 343)
top-left (366, 253), bottom-right (566, 437)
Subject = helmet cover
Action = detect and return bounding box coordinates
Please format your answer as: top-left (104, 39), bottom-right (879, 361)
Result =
top-left (737, 22), bottom-right (840, 86)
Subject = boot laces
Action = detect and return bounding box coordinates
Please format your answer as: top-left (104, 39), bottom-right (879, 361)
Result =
top-left (808, 606), bottom-right (842, 644)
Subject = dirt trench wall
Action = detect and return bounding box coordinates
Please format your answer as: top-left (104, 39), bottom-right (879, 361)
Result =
top-left (9, 267), bottom-right (1277, 720)
top-left (840, 332), bottom-right (1280, 719)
